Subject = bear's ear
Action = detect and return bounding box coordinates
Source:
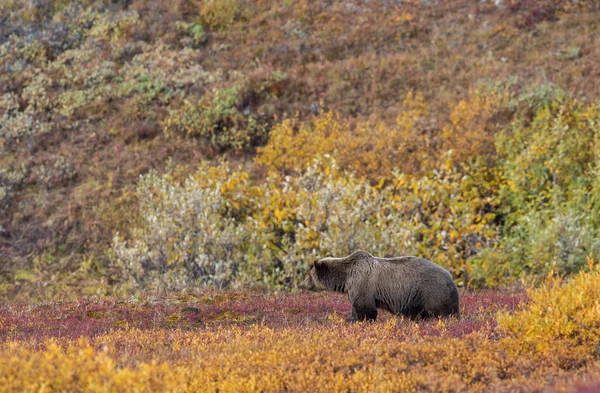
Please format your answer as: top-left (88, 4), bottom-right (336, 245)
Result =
top-left (313, 260), bottom-right (328, 275)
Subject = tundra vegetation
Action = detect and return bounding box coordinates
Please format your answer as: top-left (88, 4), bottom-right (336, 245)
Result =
top-left (1, 0), bottom-right (600, 390)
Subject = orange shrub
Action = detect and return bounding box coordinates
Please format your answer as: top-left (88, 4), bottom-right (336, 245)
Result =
top-left (0, 315), bottom-right (597, 392)
top-left (498, 256), bottom-right (600, 355)
top-left (256, 92), bottom-right (433, 181)
top-left (441, 88), bottom-right (510, 167)
top-left (255, 111), bottom-right (344, 176)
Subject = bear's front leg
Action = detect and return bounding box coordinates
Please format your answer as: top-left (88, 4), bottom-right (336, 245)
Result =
top-left (351, 301), bottom-right (378, 322)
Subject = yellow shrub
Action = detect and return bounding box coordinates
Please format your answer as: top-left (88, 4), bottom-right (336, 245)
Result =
top-left (0, 321), bottom-right (595, 392)
top-left (256, 92), bottom-right (432, 181)
top-left (258, 89), bottom-right (513, 180)
top-left (340, 91), bottom-right (432, 179)
top-left (498, 256), bottom-right (600, 353)
top-left (197, 0), bottom-right (241, 30)
top-left (441, 89), bottom-right (509, 166)
top-left (255, 111), bottom-right (343, 176)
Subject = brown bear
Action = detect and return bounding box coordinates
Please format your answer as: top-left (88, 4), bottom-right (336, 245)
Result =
top-left (299, 250), bottom-right (459, 322)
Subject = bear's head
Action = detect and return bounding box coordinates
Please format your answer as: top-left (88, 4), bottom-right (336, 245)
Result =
top-left (299, 260), bottom-right (330, 292)
top-left (299, 257), bottom-right (349, 293)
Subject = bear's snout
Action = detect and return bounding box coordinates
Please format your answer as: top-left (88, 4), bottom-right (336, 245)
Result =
top-left (299, 275), bottom-right (317, 291)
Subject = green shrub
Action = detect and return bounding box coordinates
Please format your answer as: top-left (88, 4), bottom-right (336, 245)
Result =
top-left (31, 156), bottom-right (78, 189)
top-left (175, 22), bottom-right (207, 47)
top-left (0, 105), bottom-right (52, 149)
top-left (163, 84), bottom-right (270, 151)
top-left (110, 158), bottom-right (503, 290)
top-left (0, 163), bottom-right (27, 208)
top-left (475, 180), bottom-right (600, 286)
top-left (111, 162), bottom-right (267, 290)
top-left (497, 96), bottom-right (600, 203)
top-left (472, 96), bottom-right (600, 286)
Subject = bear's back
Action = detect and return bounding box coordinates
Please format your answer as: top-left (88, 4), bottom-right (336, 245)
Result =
top-left (368, 255), bottom-right (459, 317)
top-left (374, 256), bottom-right (450, 277)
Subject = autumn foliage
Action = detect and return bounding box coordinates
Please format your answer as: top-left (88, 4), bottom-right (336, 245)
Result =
top-left (2, 0), bottom-right (600, 390)
top-left (2, 0), bottom-right (600, 298)
top-left (1, 261), bottom-right (600, 392)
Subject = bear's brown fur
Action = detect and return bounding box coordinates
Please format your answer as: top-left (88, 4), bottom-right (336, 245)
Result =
top-left (299, 250), bottom-right (459, 322)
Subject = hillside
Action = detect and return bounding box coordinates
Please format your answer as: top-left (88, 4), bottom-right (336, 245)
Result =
top-left (2, 1), bottom-right (600, 391)
top-left (2, 0), bottom-right (600, 299)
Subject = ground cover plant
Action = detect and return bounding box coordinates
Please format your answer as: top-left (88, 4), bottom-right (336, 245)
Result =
top-left (0, 260), bottom-right (599, 391)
